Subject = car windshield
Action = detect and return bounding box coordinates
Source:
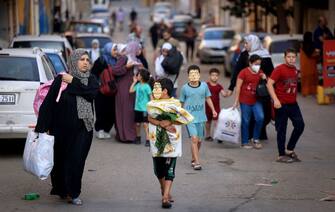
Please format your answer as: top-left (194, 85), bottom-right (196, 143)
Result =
top-left (0, 56), bottom-right (39, 81)
top-left (270, 40), bottom-right (301, 54)
top-left (13, 41), bottom-right (65, 52)
top-left (204, 30), bottom-right (235, 40)
top-left (173, 22), bottom-right (186, 27)
top-left (46, 53), bottom-right (66, 74)
top-left (70, 23), bottom-right (103, 33)
top-left (75, 37), bottom-right (112, 48)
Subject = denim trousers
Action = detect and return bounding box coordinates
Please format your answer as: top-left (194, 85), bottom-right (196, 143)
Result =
top-left (275, 103), bottom-right (305, 156)
top-left (240, 102), bottom-right (264, 144)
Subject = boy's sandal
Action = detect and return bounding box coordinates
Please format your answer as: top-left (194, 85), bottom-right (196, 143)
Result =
top-left (168, 195), bottom-right (174, 203)
top-left (286, 152), bottom-right (301, 162)
top-left (162, 198), bottom-right (172, 209)
top-left (191, 160), bottom-right (195, 167)
top-left (276, 156), bottom-right (294, 163)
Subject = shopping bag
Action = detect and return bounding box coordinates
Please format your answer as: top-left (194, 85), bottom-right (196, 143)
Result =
top-left (23, 131), bottom-right (54, 180)
top-left (214, 107), bottom-right (241, 144)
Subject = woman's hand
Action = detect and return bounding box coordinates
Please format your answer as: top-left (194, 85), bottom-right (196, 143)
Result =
top-left (126, 61), bottom-right (134, 69)
top-left (62, 74), bottom-right (73, 84)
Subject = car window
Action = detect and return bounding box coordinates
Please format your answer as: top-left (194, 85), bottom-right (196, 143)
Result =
top-left (270, 40), bottom-right (301, 54)
top-left (13, 41), bottom-right (65, 52)
top-left (0, 56), bottom-right (39, 81)
top-left (41, 55), bottom-right (55, 80)
top-left (75, 37), bottom-right (112, 48)
top-left (204, 30), bottom-right (235, 40)
top-left (46, 53), bottom-right (67, 74)
top-left (70, 23), bottom-right (103, 33)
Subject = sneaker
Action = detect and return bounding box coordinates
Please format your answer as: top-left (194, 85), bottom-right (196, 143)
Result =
top-left (145, 140), bottom-right (150, 147)
top-left (69, 197), bottom-right (83, 205)
top-left (96, 130), bottom-right (105, 139)
top-left (276, 155), bottom-right (294, 163)
top-left (241, 144), bottom-right (253, 149)
top-left (103, 132), bottom-right (111, 139)
top-left (193, 163), bottom-right (202, 170)
top-left (253, 141), bottom-right (263, 149)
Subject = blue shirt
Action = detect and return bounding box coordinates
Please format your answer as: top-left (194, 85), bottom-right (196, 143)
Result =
top-left (134, 83), bottom-right (152, 112)
top-left (179, 82), bottom-right (211, 123)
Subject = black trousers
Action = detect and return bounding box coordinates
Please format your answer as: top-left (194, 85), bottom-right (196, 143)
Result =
top-left (185, 40), bottom-right (195, 60)
top-left (94, 92), bottom-right (115, 132)
top-left (275, 103), bottom-right (305, 156)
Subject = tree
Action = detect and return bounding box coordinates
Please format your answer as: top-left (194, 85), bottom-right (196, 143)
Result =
top-left (222, 0), bottom-right (294, 34)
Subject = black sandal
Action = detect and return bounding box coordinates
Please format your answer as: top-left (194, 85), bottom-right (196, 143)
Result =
top-left (286, 152), bottom-right (301, 162)
top-left (162, 198), bottom-right (172, 209)
top-left (276, 156), bottom-right (294, 163)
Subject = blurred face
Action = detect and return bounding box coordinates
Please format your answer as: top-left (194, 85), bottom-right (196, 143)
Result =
top-left (136, 73), bottom-right (142, 81)
top-left (188, 69), bottom-right (200, 83)
top-left (152, 82), bottom-right (162, 99)
top-left (209, 72), bottom-right (219, 83)
top-left (111, 47), bottom-right (118, 57)
top-left (284, 52), bottom-right (297, 66)
top-left (163, 32), bottom-right (171, 41)
top-left (162, 48), bottom-right (169, 56)
top-left (244, 41), bottom-right (252, 52)
top-left (249, 59), bottom-right (261, 73)
top-left (77, 54), bottom-right (91, 72)
top-left (92, 42), bottom-right (99, 49)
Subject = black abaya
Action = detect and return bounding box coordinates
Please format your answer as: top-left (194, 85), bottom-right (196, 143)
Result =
top-left (35, 75), bottom-right (99, 198)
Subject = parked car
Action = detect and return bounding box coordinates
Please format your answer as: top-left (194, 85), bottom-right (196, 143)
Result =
top-left (74, 33), bottom-right (112, 50)
top-left (224, 32), bottom-right (269, 76)
top-left (0, 48), bottom-right (56, 139)
top-left (171, 14), bottom-right (193, 41)
top-left (91, 0), bottom-right (110, 13)
top-left (43, 49), bottom-right (68, 74)
top-left (197, 26), bottom-right (235, 64)
top-left (10, 34), bottom-right (73, 62)
top-left (152, 2), bottom-right (173, 23)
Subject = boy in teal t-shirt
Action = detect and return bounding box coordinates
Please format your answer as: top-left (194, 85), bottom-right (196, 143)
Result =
top-left (180, 65), bottom-right (217, 170)
top-left (130, 69), bottom-right (152, 146)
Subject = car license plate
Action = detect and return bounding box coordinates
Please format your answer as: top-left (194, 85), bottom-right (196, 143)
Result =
top-left (0, 94), bottom-right (15, 104)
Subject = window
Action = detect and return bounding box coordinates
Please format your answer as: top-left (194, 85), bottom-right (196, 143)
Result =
top-left (46, 53), bottom-right (67, 74)
top-left (204, 30), bottom-right (235, 40)
top-left (269, 40), bottom-right (301, 54)
top-left (41, 56), bottom-right (55, 80)
top-left (75, 37), bottom-right (111, 48)
top-left (0, 56), bottom-right (39, 81)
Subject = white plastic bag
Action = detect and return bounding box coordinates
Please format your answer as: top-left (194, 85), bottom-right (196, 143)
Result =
top-left (23, 131), bottom-right (54, 180)
top-left (214, 107), bottom-right (241, 144)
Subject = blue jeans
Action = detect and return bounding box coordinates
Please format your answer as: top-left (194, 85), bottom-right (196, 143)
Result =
top-left (275, 103), bottom-right (305, 156)
top-left (240, 102), bottom-right (264, 144)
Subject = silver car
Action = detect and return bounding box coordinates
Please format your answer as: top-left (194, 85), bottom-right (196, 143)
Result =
top-left (0, 48), bottom-right (56, 139)
top-left (197, 26), bottom-right (235, 64)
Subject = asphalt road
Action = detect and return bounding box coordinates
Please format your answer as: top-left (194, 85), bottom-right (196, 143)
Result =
top-left (0, 1), bottom-right (335, 211)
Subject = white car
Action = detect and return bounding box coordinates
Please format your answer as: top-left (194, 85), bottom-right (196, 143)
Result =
top-left (152, 2), bottom-right (173, 23)
top-left (197, 26), bottom-right (235, 63)
top-left (10, 34), bottom-right (73, 62)
top-left (0, 48), bottom-right (56, 139)
top-left (42, 48), bottom-right (68, 74)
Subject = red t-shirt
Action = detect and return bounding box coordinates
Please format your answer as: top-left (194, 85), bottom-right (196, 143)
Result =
top-left (238, 67), bottom-right (264, 105)
top-left (270, 64), bottom-right (298, 104)
top-left (205, 82), bottom-right (223, 113)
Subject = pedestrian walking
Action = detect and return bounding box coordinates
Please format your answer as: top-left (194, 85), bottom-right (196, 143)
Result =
top-left (116, 7), bottom-right (125, 32)
top-left (88, 39), bottom-right (101, 63)
top-left (313, 16), bottom-right (333, 53)
top-left (180, 65), bottom-right (217, 170)
top-left (129, 69), bottom-right (152, 146)
top-left (149, 22), bottom-right (159, 50)
top-left (184, 21), bottom-right (197, 61)
top-left (91, 42), bottom-right (117, 139)
top-left (204, 68), bottom-right (227, 142)
top-left (129, 8), bottom-right (137, 24)
top-left (227, 34), bottom-right (274, 141)
top-left (233, 54), bottom-right (266, 149)
top-left (156, 30), bottom-right (181, 56)
top-left (113, 41), bottom-right (142, 143)
top-left (147, 78), bottom-right (194, 209)
top-left (300, 31), bottom-right (320, 96)
top-left (267, 48), bottom-right (305, 163)
top-left (35, 49), bottom-right (99, 205)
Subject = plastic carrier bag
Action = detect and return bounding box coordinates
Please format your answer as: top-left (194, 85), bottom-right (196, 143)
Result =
top-left (23, 131), bottom-right (54, 180)
top-left (214, 107), bottom-right (241, 144)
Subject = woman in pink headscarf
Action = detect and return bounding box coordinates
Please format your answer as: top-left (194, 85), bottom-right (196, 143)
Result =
top-left (113, 41), bottom-right (144, 143)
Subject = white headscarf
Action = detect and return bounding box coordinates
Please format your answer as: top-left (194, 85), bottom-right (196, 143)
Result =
top-left (162, 42), bottom-right (172, 50)
top-left (244, 34), bottom-right (271, 58)
top-left (117, 43), bottom-right (127, 53)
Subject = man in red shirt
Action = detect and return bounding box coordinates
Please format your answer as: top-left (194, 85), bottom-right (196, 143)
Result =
top-left (267, 48), bottom-right (305, 163)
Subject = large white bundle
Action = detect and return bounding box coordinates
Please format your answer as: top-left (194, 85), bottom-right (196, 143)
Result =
top-left (214, 107), bottom-right (241, 144)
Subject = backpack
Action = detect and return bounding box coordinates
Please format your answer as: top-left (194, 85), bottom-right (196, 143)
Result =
top-left (161, 47), bottom-right (183, 75)
top-left (99, 64), bottom-right (117, 96)
top-left (33, 74), bottom-right (68, 116)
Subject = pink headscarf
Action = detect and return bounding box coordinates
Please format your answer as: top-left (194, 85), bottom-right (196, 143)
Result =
top-left (126, 41), bottom-right (141, 62)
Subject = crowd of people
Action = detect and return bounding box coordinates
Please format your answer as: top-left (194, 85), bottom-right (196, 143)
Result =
top-left (33, 13), bottom-right (335, 210)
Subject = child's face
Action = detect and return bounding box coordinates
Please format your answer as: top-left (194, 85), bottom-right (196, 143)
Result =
top-left (209, 72), bottom-right (219, 83)
top-left (152, 82), bottom-right (163, 99)
top-left (162, 49), bottom-right (169, 57)
top-left (188, 69), bottom-right (200, 83)
top-left (137, 73), bottom-right (142, 81)
top-left (284, 52), bottom-right (297, 66)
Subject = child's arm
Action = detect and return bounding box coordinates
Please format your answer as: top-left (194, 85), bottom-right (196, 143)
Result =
top-left (206, 97), bottom-right (217, 118)
top-left (233, 78), bottom-right (243, 108)
top-left (220, 89), bottom-right (228, 97)
top-left (148, 116), bottom-right (176, 132)
top-left (129, 76), bottom-right (138, 93)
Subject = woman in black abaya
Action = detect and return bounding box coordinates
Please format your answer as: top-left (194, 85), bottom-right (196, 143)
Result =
top-left (35, 49), bottom-right (99, 205)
